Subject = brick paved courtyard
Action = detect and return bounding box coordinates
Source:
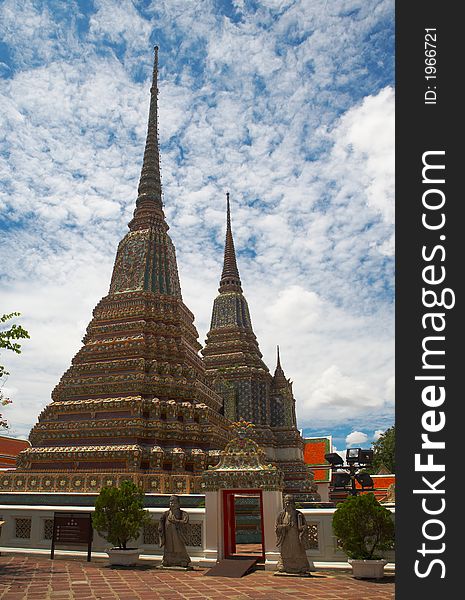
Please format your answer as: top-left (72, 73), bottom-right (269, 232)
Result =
top-left (0, 556), bottom-right (395, 600)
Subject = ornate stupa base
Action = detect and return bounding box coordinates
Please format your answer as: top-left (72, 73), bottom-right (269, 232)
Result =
top-left (0, 470), bottom-right (205, 495)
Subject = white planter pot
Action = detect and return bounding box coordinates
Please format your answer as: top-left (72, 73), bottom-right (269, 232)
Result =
top-left (107, 548), bottom-right (141, 566)
top-left (348, 558), bottom-right (387, 579)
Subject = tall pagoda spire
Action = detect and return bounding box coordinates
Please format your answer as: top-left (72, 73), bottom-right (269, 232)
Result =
top-left (206, 193), bottom-right (255, 331)
top-left (138, 45), bottom-right (162, 204)
top-left (129, 46), bottom-right (165, 231)
top-left (219, 192), bottom-right (242, 293)
top-left (202, 196), bottom-right (318, 500)
top-left (13, 47), bottom-right (232, 495)
top-left (203, 191), bottom-right (268, 422)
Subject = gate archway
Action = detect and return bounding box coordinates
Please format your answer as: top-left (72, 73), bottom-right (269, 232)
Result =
top-left (223, 489), bottom-right (265, 560)
top-left (201, 427), bottom-right (284, 569)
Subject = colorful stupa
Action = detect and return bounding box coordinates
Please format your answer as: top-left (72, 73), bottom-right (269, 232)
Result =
top-left (6, 48), bottom-right (231, 495)
top-left (202, 195), bottom-right (319, 500)
top-left (4, 48), bottom-right (318, 500)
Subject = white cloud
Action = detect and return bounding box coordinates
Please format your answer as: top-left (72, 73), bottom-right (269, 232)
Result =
top-left (373, 429), bottom-right (385, 442)
top-left (88, 0), bottom-right (152, 47)
top-left (0, 0), bottom-right (394, 440)
top-left (346, 431), bottom-right (369, 446)
top-left (328, 86), bottom-right (395, 227)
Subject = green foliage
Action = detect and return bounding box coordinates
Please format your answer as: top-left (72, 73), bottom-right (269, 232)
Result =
top-left (371, 426), bottom-right (395, 474)
top-left (332, 493), bottom-right (395, 560)
top-left (1, 312), bottom-right (30, 428)
top-left (92, 480), bottom-right (150, 550)
top-left (0, 312), bottom-right (30, 354)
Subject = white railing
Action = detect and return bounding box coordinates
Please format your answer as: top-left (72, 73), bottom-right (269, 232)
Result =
top-left (0, 505), bottom-right (205, 559)
top-left (301, 507), bottom-right (395, 564)
top-left (0, 503), bottom-right (395, 565)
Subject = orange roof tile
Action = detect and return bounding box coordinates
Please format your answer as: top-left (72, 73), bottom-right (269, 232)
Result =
top-left (303, 437), bottom-right (331, 466)
top-left (0, 435), bottom-right (30, 457)
top-left (312, 468), bottom-right (331, 482)
top-left (354, 474), bottom-right (395, 489)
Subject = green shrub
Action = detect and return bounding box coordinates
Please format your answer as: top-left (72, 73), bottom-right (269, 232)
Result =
top-left (332, 493), bottom-right (395, 560)
top-left (93, 480), bottom-right (150, 549)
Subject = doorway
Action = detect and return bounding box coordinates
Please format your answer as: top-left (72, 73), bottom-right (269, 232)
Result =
top-left (223, 490), bottom-right (265, 560)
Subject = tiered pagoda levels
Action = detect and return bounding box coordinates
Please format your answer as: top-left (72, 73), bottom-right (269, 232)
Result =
top-left (202, 196), bottom-right (319, 500)
top-left (5, 47), bottom-right (232, 495)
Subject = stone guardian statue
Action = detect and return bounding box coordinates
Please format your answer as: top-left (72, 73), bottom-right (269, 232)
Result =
top-left (158, 495), bottom-right (191, 568)
top-left (275, 494), bottom-right (312, 575)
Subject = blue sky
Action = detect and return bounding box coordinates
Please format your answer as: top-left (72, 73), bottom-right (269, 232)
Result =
top-left (0, 0), bottom-right (394, 453)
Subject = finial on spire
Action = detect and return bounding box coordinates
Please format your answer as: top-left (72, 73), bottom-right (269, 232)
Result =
top-left (219, 192), bottom-right (242, 293)
top-left (152, 46), bottom-right (159, 92)
top-left (277, 345), bottom-right (281, 368)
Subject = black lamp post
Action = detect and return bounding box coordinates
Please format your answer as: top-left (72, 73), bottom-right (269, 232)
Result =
top-left (325, 448), bottom-right (375, 497)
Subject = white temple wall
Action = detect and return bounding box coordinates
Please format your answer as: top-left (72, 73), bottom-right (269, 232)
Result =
top-left (0, 503), bottom-right (395, 567)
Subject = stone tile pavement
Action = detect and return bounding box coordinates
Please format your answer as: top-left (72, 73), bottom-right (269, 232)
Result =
top-left (0, 556), bottom-right (395, 600)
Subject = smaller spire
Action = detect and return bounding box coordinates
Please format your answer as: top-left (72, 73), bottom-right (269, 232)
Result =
top-left (219, 192), bottom-right (242, 293)
top-left (273, 345), bottom-right (288, 387)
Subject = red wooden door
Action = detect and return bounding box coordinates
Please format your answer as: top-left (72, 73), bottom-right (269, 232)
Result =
top-left (223, 490), bottom-right (236, 557)
top-left (222, 490), bottom-right (265, 560)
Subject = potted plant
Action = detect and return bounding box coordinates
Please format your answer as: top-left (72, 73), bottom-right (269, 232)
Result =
top-left (332, 492), bottom-right (395, 579)
top-left (93, 479), bottom-right (151, 566)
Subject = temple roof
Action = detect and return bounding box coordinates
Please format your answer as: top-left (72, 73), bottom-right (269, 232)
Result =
top-left (201, 428), bottom-right (284, 491)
